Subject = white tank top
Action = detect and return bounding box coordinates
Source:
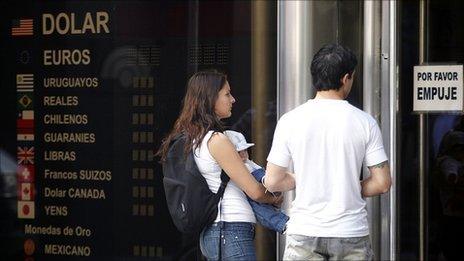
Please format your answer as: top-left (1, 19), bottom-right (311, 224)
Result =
top-left (193, 131), bottom-right (256, 223)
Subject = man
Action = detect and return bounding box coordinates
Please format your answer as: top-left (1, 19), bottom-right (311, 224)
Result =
top-left (264, 43), bottom-right (391, 260)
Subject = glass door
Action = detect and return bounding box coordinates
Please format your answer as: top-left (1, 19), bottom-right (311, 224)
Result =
top-left (398, 0), bottom-right (464, 260)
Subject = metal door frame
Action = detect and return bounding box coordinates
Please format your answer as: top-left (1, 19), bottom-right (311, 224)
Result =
top-left (277, 1), bottom-right (398, 259)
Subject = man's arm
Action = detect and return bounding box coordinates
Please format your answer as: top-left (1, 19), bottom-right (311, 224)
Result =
top-left (361, 160), bottom-right (391, 197)
top-left (264, 162), bottom-right (295, 193)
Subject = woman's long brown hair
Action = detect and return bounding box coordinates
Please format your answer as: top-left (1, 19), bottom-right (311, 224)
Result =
top-left (157, 70), bottom-right (227, 161)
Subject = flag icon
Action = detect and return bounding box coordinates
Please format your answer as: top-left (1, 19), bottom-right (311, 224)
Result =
top-left (18, 50), bottom-right (31, 64)
top-left (17, 201), bottom-right (35, 219)
top-left (18, 93), bottom-right (33, 110)
top-left (16, 74), bottom-right (34, 91)
top-left (19, 183), bottom-right (34, 201)
top-left (17, 165), bottom-right (34, 182)
top-left (24, 238), bottom-right (36, 256)
top-left (11, 19), bottom-right (33, 36)
top-left (18, 146), bottom-right (34, 165)
top-left (17, 110), bottom-right (34, 141)
top-left (17, 132), bottom-right (34, 141)
top-left (18, 110), bottom-right (34, 120)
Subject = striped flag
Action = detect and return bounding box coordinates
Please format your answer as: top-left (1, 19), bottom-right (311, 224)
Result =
top-left (17, 132), bottom-right (34, 141)
top-left (16, 74), bottom-right (34, 91)
top-left (11, 19), bottom-right (33, 36)
top-left (17, 201), bottom-right (35, 219)
top-left (17, 109), bottom-right (34, 141)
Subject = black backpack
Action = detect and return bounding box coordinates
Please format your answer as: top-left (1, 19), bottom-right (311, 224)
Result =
top-left (162, 133), bottom-right (230, 234)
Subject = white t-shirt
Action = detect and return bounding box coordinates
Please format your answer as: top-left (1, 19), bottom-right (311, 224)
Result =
top-left (193, 131), bottom-right (256, 223)
top-left (267, 99), bottom-right (388, 237)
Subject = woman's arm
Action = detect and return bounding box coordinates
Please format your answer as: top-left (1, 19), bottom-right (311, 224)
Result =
top-left (208, 132), bottom-right (277, 204)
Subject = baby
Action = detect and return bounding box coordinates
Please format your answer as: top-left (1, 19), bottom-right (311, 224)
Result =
top-left (225, 130), bottom-right (289, 234)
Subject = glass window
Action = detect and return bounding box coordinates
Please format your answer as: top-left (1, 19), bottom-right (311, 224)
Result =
top-left (0, 1), bottom-right (277, 259)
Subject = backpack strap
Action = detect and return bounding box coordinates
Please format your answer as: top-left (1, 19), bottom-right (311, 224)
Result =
top-left (210, 129), bottom-right (230, 198)
top-left (216, 170), bottom-right (229, 260)
top-left (216, 170), bottom-right (230, 197)
top-left (210, 130), bottom-right (229, 260)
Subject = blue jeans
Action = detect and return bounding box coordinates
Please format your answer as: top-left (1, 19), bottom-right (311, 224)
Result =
top-left (249, 168), bottom-right (289, 233)
top-left (199, 222), bottom-right (256, 261)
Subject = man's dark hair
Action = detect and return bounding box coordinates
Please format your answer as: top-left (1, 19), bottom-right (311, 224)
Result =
top-left (310, 43), bottom-right (357, 91)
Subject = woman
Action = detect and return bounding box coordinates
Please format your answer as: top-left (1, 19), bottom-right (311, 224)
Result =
top-left (158, 70), bottom-right (279, 260)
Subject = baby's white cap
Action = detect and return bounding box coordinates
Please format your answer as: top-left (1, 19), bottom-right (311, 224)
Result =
top-left (225, 130), bottom-right (255, 151)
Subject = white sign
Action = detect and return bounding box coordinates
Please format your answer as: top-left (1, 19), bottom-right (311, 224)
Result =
top-left (413, 65), bottom-right (463, 112)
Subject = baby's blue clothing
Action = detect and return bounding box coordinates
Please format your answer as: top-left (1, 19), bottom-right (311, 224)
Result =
top-left (248, 168), bottom-right (289, 233)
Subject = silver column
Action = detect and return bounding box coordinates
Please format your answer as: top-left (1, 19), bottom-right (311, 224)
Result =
top-left (418, 1), bottom-right (428, 260)
top-left (277, 1), bottom-right (314, 259)
top-left (365, 1), bottom-right (398, 260)
top-left (363, 0), bottom-right (382, 258)
top-left (387, 1), bottom-right (398, 258)
top-left (277, 0), bottom-right (313, 117)
top-left (380, 0), bottom-right (398, 260)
